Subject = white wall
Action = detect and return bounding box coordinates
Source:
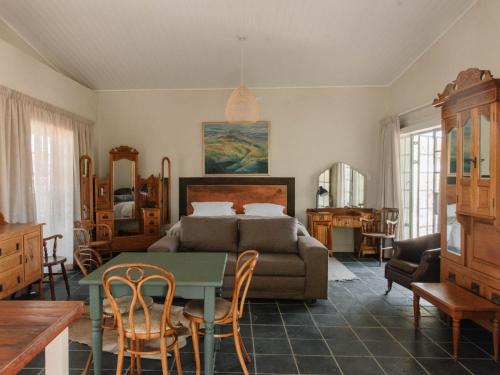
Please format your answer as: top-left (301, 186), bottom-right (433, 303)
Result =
top-left (97, 88), bottom-right (390, 250)
top-left (0, 38), bottom-right (96, 120)
top-left (390, 0), bottom-right (499, 115)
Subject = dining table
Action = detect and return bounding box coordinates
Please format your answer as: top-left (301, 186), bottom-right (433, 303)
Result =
top-left (79, 252), bottom-right (227, 375)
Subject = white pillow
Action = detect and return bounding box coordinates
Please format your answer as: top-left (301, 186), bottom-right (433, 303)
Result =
top-left (191, 202), bottom-right (234, 216)
top-left (243, 203), bottom-right (285, 217)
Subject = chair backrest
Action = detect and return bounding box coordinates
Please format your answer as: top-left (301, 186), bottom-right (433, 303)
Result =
top-left (102, 263), bottom-right (176, 340)
top-left (381, 208), bottom-right (399, 234)
top-left (360, 218), bottom-right (376, 234)
top-left (74, 247), bottom-right (103, 276)
top-left (74, 226), bottom-right (91, 249)
top-left (231, 250), bottom-right (259, 319)
top-left (43, 234), bottom-right (63, 258)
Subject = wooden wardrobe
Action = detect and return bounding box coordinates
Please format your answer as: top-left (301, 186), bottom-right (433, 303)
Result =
top-left (434, 69), bottom-right (500, 318)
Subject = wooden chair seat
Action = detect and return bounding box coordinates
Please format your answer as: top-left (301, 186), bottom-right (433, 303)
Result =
top-left (363, 232), bottom-right (395, 239)
top-left (184, 297), bottom-right (232, 321)
top-left (102, 295), bottom-right (154, 316)
top-left (89, 240), bottom-right (111, 248)
top-left (43, 255), bottom-right (67, 267)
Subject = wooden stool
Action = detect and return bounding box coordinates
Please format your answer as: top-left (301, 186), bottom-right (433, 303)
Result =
top-left (412, 282), bottom-right (500, 361)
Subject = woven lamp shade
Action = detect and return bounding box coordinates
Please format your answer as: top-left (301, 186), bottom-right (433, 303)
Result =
top-left (225, 84), bottom-right (260, 123)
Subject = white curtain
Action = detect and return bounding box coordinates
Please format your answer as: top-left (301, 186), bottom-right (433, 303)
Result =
top-left (0, 88), bottom-right (36, 222)
top-left (377, 116), bottom-right (402, 237)
top-left (0, 85), bottom-right (93, 262)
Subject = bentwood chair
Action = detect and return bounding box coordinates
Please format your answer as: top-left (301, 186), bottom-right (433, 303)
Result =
top-left (102, 263), bottom-right (183, 375)
top-left (74, 221), bottom-right (113, 261)
top-left (74, 248), bottom-right (154, 375)
top-left (183, 250), bottom-right (259, 375)
top-left (42, 234), bottom-right (71, 300)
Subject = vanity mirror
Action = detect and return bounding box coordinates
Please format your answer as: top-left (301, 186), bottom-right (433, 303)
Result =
top-left (317, 162), bottom-right (366, 208)
top-left (110, 146), bottom-right (139, 235)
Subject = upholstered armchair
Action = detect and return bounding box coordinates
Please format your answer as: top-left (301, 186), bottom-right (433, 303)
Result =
top-left (384, 233), bottom-right (441, 294)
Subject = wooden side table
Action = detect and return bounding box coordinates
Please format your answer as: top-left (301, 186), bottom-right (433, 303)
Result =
top-left (412, 282), bottom-right (500, 361)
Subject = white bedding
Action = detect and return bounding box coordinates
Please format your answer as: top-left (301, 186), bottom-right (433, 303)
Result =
top-left (114, 201), bottom-right (135, 219)
top-left (167, 214), bottom-right (310, 237)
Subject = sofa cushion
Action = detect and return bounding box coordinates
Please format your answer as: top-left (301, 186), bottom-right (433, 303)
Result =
top-left (254, 253), bottom-right (305, 277)
top-left (239, 217), bottom-right (298, 253)
top-left (388, 258), bottom-right (419, 274)
top-left (180, 216), bottom-right (238, 253)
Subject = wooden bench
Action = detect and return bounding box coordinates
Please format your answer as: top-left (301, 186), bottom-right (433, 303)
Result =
top-left (412, 282), bottom-right (500, 361)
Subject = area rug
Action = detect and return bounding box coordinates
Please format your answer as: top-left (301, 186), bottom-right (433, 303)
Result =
top-left (69, 304), bottom-right (191, 359)
top-left (328, 257), bottom-right (359, 282)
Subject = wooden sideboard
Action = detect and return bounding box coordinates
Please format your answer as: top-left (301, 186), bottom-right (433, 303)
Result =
top-left (0, 222), bottom-right (43, 299)
top-left (307, 208), bottom-right (376, 256)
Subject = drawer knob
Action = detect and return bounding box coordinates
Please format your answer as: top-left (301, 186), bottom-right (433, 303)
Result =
top-left (448, 272), bottom-right (456, 283)
top-left (492, 293), bottom-right (500, 306)
top-left (149, 229), bottom-right (155, 234)
top-left (149, 221), bottom-right (155, 225)
top-left (17, 276), bottom-right (21, 284)
top-left (102, 215), bottom-right (108, 219)
top-left (149, 213), bottom-right (155, 217)
top-left (16, 243), bottom-right (20, 250)
top-left (0, 248), bottom-right (2, 256)
top-left (0, 284), bottom-right (2, 292)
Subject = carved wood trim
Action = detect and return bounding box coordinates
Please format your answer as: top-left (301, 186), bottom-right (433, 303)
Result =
top-left (434, 68), bottom-right (494, 107)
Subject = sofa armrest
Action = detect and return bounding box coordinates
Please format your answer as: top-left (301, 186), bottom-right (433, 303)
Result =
top-left (298, 236), bottom-right (328, 299)
top-left (147, 235), bottom-right (179, 253)
top-left (412, 248), bottom-right (441, 282)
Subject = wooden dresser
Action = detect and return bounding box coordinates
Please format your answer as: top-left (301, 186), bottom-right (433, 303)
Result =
top-left (434, 68), bottom-right (500, 331)
top-left (307, 208), bottom-right (376, 255)
top-left (0, 222), bottom-right (43, 299)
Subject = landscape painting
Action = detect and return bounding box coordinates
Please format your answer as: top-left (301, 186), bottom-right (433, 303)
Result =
top-left (203, 121), bottom-right (269, 175)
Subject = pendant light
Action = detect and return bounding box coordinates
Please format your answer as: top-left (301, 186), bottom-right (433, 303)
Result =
top-left (225, 36), bottom-right (260, 123)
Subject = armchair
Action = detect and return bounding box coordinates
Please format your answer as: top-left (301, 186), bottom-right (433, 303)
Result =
top-left (385, 232), bottom-right (441, 294)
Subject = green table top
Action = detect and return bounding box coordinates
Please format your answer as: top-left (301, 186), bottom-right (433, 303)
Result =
top-left (79, 252), bottom-right (227, 287)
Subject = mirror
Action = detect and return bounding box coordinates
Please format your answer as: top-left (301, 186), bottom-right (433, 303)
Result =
top-left (462, 112), bottom-right (473, 177)
top-left (317, 162), bottom-right (365, 208)
top-left (479, 106), bottom-right (491, 179)
top-left (110, 146), bottom-right (140, 236)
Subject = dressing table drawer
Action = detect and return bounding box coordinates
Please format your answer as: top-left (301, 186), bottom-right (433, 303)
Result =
top-left (142, 208), bottom-right (160, 237)
top-left (0, 236), bottom-right (23, 259)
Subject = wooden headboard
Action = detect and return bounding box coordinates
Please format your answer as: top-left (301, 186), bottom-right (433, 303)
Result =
top-left (179, 177), bottom-right (295, 217)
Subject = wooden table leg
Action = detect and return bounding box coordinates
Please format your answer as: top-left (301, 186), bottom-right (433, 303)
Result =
top-left (204, 286), bottom-right (216, 375)
top-left (89, 285), bottom-right (103, 375)
top-left (413, 293), bottom-right (420, 329)
top-left (493, 318), bottom-right (499, 362)
top-left (452, 317), bottom-right (461, 360)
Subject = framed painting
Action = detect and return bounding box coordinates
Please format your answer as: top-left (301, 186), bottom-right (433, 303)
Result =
top-left (202, 121), bottom-right (270, 175)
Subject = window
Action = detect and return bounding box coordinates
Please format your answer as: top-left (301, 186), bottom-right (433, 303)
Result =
top-left (31, 119), bottom-right (75, 258)
top-left (400, 127), bottom-right (441, 239)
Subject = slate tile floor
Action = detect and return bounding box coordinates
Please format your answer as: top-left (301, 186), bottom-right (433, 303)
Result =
top-left (18, 253), bottom-right (500, 374)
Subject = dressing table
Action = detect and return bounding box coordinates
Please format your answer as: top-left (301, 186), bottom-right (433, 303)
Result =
top-left (307, 162), bottom-right (376, 255)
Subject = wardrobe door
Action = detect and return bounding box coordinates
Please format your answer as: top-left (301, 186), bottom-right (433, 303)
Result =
top-left (458, 110), bottom-right (473, 214)
top-left (474, 104), bottom-right (495, 217)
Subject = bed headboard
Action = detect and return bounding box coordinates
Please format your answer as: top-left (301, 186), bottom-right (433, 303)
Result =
top-left (179, 177), bottom-right (295, 217)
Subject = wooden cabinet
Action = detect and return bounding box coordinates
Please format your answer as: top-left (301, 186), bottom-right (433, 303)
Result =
top-left (0, 223), bottom-right (43, 299)
top-left (434, 68), bottom-right (500, 334)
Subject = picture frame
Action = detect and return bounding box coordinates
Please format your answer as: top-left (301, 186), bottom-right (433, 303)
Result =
top-left (202, 121), bottom-right (270, 175)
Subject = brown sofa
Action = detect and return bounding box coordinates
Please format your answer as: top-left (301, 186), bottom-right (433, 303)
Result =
top-left (384, 232), bottom-right (441, 294)
top-left (148, 216), bottom-right (328, 300)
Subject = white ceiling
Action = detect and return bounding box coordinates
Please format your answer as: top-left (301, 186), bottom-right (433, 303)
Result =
top-left (0, 0), bottom-right (476, 90)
